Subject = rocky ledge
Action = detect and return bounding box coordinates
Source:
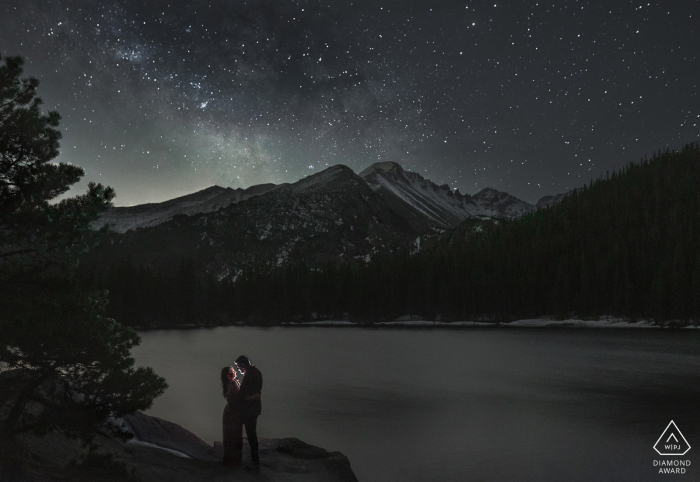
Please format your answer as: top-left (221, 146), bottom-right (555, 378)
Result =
top-left (3, 410), bottom-right (358, 482)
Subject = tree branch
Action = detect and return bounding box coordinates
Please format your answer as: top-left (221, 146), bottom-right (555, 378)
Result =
top-left (0, 92), bottom-right (25, 109)
top-left (0, 248), bottom-right (37, 259)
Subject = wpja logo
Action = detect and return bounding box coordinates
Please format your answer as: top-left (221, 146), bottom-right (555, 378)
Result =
top-left (653, 420), bottom-right (691, 475)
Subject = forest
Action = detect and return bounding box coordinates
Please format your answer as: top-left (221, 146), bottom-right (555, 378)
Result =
top-left (87, 144), bottom-right (700, 328)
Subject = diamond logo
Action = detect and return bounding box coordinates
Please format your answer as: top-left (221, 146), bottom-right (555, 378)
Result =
top-left (654, 421), bottom-right (691, 456)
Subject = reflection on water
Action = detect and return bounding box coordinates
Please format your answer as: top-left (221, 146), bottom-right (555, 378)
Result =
top-left (131, 328), bottom-right (700, 481)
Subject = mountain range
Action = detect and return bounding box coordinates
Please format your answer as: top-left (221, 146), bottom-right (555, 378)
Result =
top-left (87, 145), bottom-right (700, 326)
top-left (90, 162), bottom-right (565, 279)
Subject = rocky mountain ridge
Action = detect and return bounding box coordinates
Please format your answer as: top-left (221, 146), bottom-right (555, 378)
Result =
top-left (97, 161), bottom-right (563, 233)
top-left (95, 183), bottom-right (282, 233)
top-left (359, 161), bottom-right (539, 226)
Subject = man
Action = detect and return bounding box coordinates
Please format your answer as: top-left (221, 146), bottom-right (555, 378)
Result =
top-left (234, 355), bottom-right (263, 470)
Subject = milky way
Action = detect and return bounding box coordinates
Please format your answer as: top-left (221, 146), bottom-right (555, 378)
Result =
top-left (1, 0), bottom-right (698, 205)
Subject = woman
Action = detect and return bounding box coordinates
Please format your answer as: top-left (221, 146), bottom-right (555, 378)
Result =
top-left (220, 366), bottom-right (242, 466)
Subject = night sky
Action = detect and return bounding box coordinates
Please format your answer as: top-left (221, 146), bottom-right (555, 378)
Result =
top-left (1, 0), bottom-right (698, 206)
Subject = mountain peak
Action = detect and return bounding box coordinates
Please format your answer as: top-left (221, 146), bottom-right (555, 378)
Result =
top-left (358, 161), bottom-right (404, 178)
top-left (292, 164), bottom-right (359, 191)
top-left (355, 161), bottom-right (544, 226)
top-left (357, 160), bottom-right (478, 227)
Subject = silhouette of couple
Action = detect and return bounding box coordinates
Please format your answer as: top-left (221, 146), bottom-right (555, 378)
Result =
top-left (220, 355), bottom-right (263, 470)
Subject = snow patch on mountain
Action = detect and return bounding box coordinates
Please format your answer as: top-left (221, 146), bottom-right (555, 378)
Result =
top-left (359, 161), bottom-right (542, 228)
top-left (359, 162), bottom-right (474, 227)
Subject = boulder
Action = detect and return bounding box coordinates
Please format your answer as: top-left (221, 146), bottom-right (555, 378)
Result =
top-left (2, 410), bottom-right (358, 482)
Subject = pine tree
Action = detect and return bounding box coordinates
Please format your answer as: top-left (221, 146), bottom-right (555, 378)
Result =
top-left (0, 55), bottom-right (167, 447)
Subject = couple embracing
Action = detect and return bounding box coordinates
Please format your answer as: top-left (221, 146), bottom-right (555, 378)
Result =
top-left (220, 355), bottom-right (263, 470)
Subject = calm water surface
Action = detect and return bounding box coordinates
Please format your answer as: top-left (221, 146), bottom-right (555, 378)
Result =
top-left (131, 327), bottom-right (700, 481)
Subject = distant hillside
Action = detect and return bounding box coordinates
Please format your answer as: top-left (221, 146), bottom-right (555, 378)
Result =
top-left (94, 183), bottom-right (282, 233)
top-left (86, 161), bottom-right (558, 282)
top-left (86, 165), bottom-right (427, 282)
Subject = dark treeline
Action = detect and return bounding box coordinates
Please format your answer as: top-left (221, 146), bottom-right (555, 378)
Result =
top-left (88, 144), bottom-right (700, 327)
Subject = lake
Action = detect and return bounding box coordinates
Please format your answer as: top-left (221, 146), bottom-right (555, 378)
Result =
top-left (131, 327), bottom-right (700, 481)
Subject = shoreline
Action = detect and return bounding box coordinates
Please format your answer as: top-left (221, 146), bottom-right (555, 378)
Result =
top-left (288, 318), bottom-right (699, 329)
top-left (133, 317), bottom-right (700, 331)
